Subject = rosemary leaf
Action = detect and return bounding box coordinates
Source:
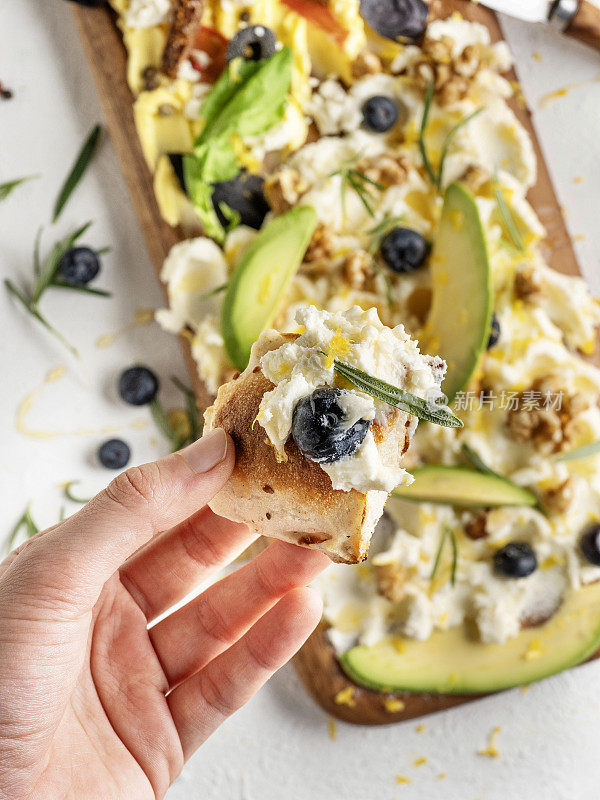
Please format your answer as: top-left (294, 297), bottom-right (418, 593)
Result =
top-left (349, 169), bottom-right (384, 191)
top-left (95, 246), bottom-right (112, 256)
top-left (52, 281), bottom-right (112, 298)
top-left (418, 79), bottom-right (437, 185)
top-left (171, 376), bottom-right (203, 443)
top-left (33, 226), bottom-right (43, 277)
top-left (53, 124), bottom-right (101, 222)
top-left (367, 215), bottom-right (404, 252)
top-left (461, 443), bottom-right (499, 477)
top-left (150, 398), bottom-right (180, 451)
top-left (494, 181), bottom-right (525, 252)
top-left (196, 282), bottom-right (228, 303)
top-left (64, 481), bottom-right (92, 504)
top-left (448, 525), bottom-right (458, 586)
top-left (371, 259), bottom-right (395, 308)
top-left (7, 505), bottom-right (39, 551)
top-left (33, 221), bottom-right (93, 303)
top-left (332, 359), bottom-right (463, 428)
top-left (430, 526), bottom-right (447, 581)
top-left (0, 175), bottom-right (39, 202)
top-left (557, 441), bottom-right (600, 462)
top-left (436, 108), bottom-right (484, 189)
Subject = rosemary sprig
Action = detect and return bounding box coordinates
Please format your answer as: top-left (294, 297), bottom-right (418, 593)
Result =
top-left (171, 376), bottom-right (203, 443)
top-left (430, 524), bottom-right (458, 586)
top-left (494, 176), bottom-right (525, 252)
top-left (64, 481), bottom-right (92, 504)
top-left (557, 441), bottom-right (600, 462)
top-left (7, 505), bottom-right (40, 552)
top-left (197, 282), bottom-right (228, 303)
top-left (53, 125), bottom-right (101, 222)
top-left (418, 79), bottom-right (437, 185)
top-left (33, 221), bottom-right (93, 303)
top-left (0, 175), bottom-right (39, 202)
top-left (331, 359), bottom-right (463, 428)
top-left (436, 108), bottom-right (484, 189)
top-left (329, 163), bottom-right (384, 218)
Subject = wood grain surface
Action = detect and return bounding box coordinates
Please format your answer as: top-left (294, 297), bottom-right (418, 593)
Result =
top-left (72, 0), bottom-right (596, 725)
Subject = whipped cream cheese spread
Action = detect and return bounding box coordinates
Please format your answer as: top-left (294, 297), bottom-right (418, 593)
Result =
top-left (256, 305), bottom-right (446, 493)
top-left (114, 2), bottom-right (600, 647)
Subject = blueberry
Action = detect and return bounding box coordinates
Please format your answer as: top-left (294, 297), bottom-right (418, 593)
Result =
top-left (580, 524), bottom-right (600, 566)
top-left (168, 153), bottom-right (186, 192)
top-left (487, 313), bottom-right (501, 349)
top-left (380, 227), bottom-right (429, 273)
top-left (493, 542), bottom-right (537, 578)
top-left (98, 439), bottom-right (131, 470)
top-left (359, 0), bottom-right (428, 42)
top-left (59, 247), bottom-right (101, 286)
top-left (226, 25), bottom-right (276, 62)
top-left (212, 172), bottom-right (270, 230)
top-left (118, 366), bottom-right (159, 406)
top-left (362, 96), bottom-right (398, 133)
top-left (291, 388), bottom-right (370, 464)
top-left (63, 0), bottom-right (105, 6)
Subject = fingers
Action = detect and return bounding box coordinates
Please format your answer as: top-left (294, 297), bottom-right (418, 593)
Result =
top-left (120, 508), bottom-right (255, 621)
top-left (3, 430), bottom-right (234, 612)
top-left (168, 587), bottom-right (322, 759)
top-left (150, 541), bottom-right (330, 685)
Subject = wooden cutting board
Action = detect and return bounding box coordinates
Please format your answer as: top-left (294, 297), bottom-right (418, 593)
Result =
top-left (72, 0), bottom-right (595, 725)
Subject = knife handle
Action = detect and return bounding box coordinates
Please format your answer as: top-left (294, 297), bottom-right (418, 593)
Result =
top-left (549, 0), bottom-right (600, 50)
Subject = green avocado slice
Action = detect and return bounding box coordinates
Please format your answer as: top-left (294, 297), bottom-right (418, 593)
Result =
top-left (425, 182), bottom-right (492, 403)
top-left (392, 465), bottom-right (537, 508)
top-left (221, 205), bottom-right (318, 371)
top-left (340, 582), bottom-right (600, 694)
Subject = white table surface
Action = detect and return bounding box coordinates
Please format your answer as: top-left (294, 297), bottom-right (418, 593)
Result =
top-left (1, 2), bottom-right (600, 798)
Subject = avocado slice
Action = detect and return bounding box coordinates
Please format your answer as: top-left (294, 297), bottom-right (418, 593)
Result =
top-left (340, 582), bottom-right (600, 694)
top-left (425, 183), bottom-right (492, 403)
top-left (221, 205), bottom-right (318, 370)
top-left (392, 465), bottom-right (537, 508)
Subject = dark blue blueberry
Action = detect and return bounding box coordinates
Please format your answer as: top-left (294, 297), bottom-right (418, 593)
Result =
top-left (168, 153), bottom-right (186, 192)
top-left (380, 227), bottom-right (429, 273)
top-left (226, 25), bottom-right (276, 62)
top-left (493, 542), bottom-right (537, 578)
top-left (98, 439), bottom-right (131, 470)
top-left (291, 388), bottom-right (370, 464)
top-left (63, 0), bottom-right (105, 6)
top-left (487, 313), bottom-right (501, 349)
top-left (212, 172), bottom-right (269, 230)
top-left (580, 524), bottom-right (600, 566)
top-left (359, 0), bottom-right (428, 42)
top-left (118, 366), bottom-right (159, 406)
top-left (362, 96), bottom-right (398, 133)
top-left (59, 247), bottom-right (101, 286)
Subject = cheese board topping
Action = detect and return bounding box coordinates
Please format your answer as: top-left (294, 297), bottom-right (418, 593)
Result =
top-left (221, 205), bottom-right (318, 371)
top-left (379, 227), bottom-right (428, 274)
top-left (118, 366), bottom-right (160, 406)
top-left (580, 524), bottom-right (600, 566)
top-left (362, 96), bottom-right (398, 133)
top-left (98, 439), bottom-right (131, 470)
top-left (359, 0), bottom-right (428, 42)
top-left (211, 171), bottom-right (269, 230)
top-left (291, 388), bottom-right (371, 464)
top-left (493, 542), bottom-right (538, 578)
top-left (59, 246), bottom-right (101, 286)
top-left (226, 25), bottom-right (277, 62)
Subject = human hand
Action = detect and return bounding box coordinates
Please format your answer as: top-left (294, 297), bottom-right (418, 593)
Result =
top-left (0, 429), bottom-right (329, 800)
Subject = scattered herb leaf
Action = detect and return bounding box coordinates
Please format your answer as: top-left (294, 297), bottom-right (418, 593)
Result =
top-left (367, 215), bottom-right (404, 253)
top-left (0, 174), bottom-right (39, 202)
top-left (7, 505), bottom-right (40, 551)
top-left (461, 443), bottom-right (500, 477)
top-left (150, 378), bottom-right (203, 452)
top-left (494, 176), bottom-right (525, 252)
top-left (197, 282), bottom-right (228, 303)
top-left (52, 282), bottom-right (112, 298)
top-left (436, 108), bottom-right (484, 189)
top-left (171, 376), bottom-right (203, 444)
top-left (53, 125), bottom-right (101, 222)
top-left (557, 441), bottom-right (600, 462)
top-left (430, 524), bottom-right (458, 586)
top-left (33, 221), bottom-right (93, 303)
top-left (64, 481), bottom-right (92, 504)
top-left (418, 79), bottom-right (437, 185)
top-left (329, 161), bottom-right (384, 218)
top-left (331, 359), bottom-right (463, 428)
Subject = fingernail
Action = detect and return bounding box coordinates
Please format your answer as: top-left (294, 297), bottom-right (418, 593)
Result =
top-left (181, 428), bottom-right (228, 474)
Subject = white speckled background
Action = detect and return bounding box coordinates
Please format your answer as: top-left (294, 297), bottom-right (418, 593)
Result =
top-left (1, 1), bottom-right (600, 797)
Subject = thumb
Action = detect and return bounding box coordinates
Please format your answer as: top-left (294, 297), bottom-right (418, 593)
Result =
top-left (13, 429), bottom-right (234, 610)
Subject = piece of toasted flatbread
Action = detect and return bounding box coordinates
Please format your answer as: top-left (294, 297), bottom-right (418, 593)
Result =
top-left (204, 331), bottom-right (415, 564)
top-left (161, 0), bottom-right (205, 78)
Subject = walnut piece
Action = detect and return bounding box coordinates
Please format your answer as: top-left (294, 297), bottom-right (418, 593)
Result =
top-left (514, 265), bottom-right (541, 301)
top-left (342, 250), bottom-right (374, 290)
top-left (357, 153), bottom-right (410, 188)
top-left (464, 511), bottom-right (488, 541)
top-left (264, 168), bottom-right (303, 215)
top-left (352, 50), bottom-right (383, 79)
top-left (374, 562), bottom-right (406, 603)
top-left (541, 478), bottom-right (574, 514)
